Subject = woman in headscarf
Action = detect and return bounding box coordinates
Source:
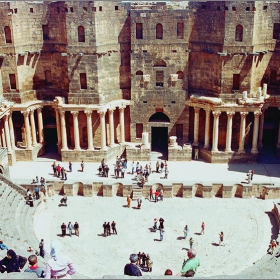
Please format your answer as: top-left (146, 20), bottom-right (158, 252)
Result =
top-left (44, 240), bottom-right (76, 279)
top-left (0, 249), bottom-right (27, 273)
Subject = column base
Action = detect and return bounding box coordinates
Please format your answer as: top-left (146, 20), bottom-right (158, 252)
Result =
top-left (251, 148), bottom-right (258, 154)
top-left (224, 149), bottom-right (232, 153)
top-left (74, 148), bottom-right (81, 151)
top-left (237, 149), bottom-right (245, 154)
top-left (211, 149), bottom-right (219, 153)
top-left (204, 145), bottom-right (210, 149)
top-left (87, 148), bottom-right (95, 151)
top-left (193, 141), bottom-right (199, 146)
top-left (61, 147), bottom-right (69, 151)
top-left (27, 146), bottom-right (33, 150)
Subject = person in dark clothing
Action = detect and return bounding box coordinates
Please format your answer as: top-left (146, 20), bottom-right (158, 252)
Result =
top-left (106, 222), bottom-right (111, 236)
top-left (111, 221), bottom-right (117, 234)
top-left (103, 222), bottom-right (107, 237)
top-left (142, 252), bottom-right (146, 267)
top-left (61, 223), bottom-right (66, 237)
top-left (159, 217), bottom-right (164, 229)
top-left (29, 194), bottom-right (34, 207)
top-left (74, 222), bottom-right (79, 237)
top-left (39, 239), bottom-right (45, 258)
top-left (0, 249), bottom-right (27, 273)
top-left (34, 186), bottom-right (40, 200)
top-left (124, 254), bottom-right (142, 276)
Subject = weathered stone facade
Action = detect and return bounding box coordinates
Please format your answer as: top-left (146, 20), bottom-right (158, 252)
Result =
top-left (0, 1), bottom-right (279, 164)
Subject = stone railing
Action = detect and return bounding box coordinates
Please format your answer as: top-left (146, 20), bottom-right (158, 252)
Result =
top-left (0, 173), bottom-right (26, 196)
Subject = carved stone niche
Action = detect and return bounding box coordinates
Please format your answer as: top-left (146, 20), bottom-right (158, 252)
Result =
top-left (170, 74), bottom-right (178, 82)
top-left (143, 75), bottom-right (150, 82)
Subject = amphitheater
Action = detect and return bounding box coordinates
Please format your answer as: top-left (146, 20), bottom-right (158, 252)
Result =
top-left (0, 154), bottom-right (279, 279)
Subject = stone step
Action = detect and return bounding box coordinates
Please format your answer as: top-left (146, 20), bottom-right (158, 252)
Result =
top-left (15, 198), bottom-right (28, 243)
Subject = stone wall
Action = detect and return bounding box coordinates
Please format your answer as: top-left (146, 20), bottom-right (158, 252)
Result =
top-left (0, 148), bottom-right (10, 177)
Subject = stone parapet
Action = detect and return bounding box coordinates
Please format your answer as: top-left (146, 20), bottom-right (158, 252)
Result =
top-left (126, 145), bottom-right (150, 162)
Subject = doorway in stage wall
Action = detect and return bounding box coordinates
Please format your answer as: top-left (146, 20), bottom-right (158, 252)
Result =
top-left (151, 127), bottom-right (168, 159)
top-left (44, 128), bottom-right (58, 153)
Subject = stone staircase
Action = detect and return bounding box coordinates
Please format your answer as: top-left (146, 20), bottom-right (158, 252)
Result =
top-left (131, 184), bottom-right (143, 200)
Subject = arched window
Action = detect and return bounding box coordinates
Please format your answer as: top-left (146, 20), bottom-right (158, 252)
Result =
top-left (270, 70), bottom-right (277, 86)
top-left (156, 23), bottom-right (163, 39)
top-left (235, 25), bottom-right (243, 42)
top-left (177, 71), bottom-right (184, 79)
top-left (78, 26), bottom-right (85, 42)
top-left (4, 26), bottom-right (12, 43)
top-left (136, 70), bottom-right (143, 75)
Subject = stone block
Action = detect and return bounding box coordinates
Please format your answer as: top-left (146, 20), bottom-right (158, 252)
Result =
top-left (242, 185), bottom-right (252, 198)
top-left (223, 186), bottom-right (233, 198)
top-left (63, 184), bottom-right (74, 196)
top-left (203, 185), bottom-right (212, 198)
top-left (164, 185), bottom-right (173, 198)
top-left (123, 185), bottom-right (133, 198)
top-left (83, 184), bottom-right (93, 197)
top-left (103, 185), bottom-right (112, 197)
top-left (212, 183), bottom-right (223, 197)
top-left (183, 185), bottom-right (192, 198)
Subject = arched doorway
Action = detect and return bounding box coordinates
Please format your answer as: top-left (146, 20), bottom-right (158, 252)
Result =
top-left (44, 115), bottom-right (58, 153)
top-left (149, 112), bottom-right (170, 159)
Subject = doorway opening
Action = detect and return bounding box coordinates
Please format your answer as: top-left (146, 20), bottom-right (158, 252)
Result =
top-left (44, 128), bottom-right (58, 153)
top-left (151, 127), bottom-right (168, 159)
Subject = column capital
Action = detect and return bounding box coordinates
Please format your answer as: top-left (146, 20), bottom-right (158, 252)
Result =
top-left (98, 109), bottom-right (106, 117)
top-left (21, 110), bottom-right (30, 117)
top-left (212, 111), bottom-right (221, 118)
top-left (29, 109), bottom-right (35, 115)
top-left (59, 110), bottom-right (65, 116)
top-left (108, 108), bottom-right (115, 114)
top-left (226, 111), bottom-right (235, 117)
top-left (119, 105), bottom-right (126, 112)
top-left (84, 110), bottom-right (93, 116)
top-left (254, 111), bottom-right (261, 117)
top-left (204, 108), bottom-right (211, 114)
top-left (71, 111), bottom-right (79, 116)
top-left (3, 112), bottom-right (10, 119)
top-left (194, 107), bottom-right (200, 113)
top-left (240, 112), bottom-right (248, 117)
top-left (36, 106), bottom-right (43, 113)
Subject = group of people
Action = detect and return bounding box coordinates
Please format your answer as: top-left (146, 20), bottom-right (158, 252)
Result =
top-left (61, 222), bottom-right (79, 237)
top-left (102, 221), bottom-right (117, 237)
top-left (0, 240), bottom-right (76, 278)
top-left (149, 188), bottom-right (164, 202)
top-left (98, 159), bottom-right (110, 177)
top-left (51, 162), bottom-right (69, 180)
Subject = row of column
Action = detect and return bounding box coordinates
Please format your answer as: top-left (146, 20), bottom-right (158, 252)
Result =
top-left (0, 107), bottom-right (44, 152)
top-left (193, 107), bottom-right (261, 154)
top-left (56, 106), bottom-right (126, 151)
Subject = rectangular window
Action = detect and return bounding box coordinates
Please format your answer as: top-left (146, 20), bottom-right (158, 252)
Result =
top-left (273, 23), bottom-right (280, 39)
top-left (156, 71), bottom-right (164, 87)
top-left (70, 7), bottom-right (74, 12)
top-left (136, 123), bottom-right (143, 139)
top-left (232, 74), bottom-right (240, 90)
top-left (136, 23), bottom-right (143, 39)
top-left (30, 8), bottom-right (33, 13)
top-left (80, 73), bottom-right (87, 89)
top-left (9, 74), bottom-right (16, 90)
top-left (42, 25), bottom-right (49, 40)
top-left (176, 124), bottom-right (183, 140)
top-left (92, 7), bottom-right (96, 12)
top-left (177, 22), bottom-right (184, 39)
top-left (115, 6), bottom-right (119, 11)
top-left (99, 6), bottom-right (102, 11)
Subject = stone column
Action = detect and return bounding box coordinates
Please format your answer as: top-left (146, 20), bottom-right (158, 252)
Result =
top-left (29, 109), bottom-right (37, 146)
top-left (71, 111), bottom-right (81, 150)
top-left (238, 112), bottom-right (248, 154)
top-left (1, 123), bottom-right (6, 148)
top-left (8, 112), bottom-right (16, 149)
top-left (204, 109), bottom-right (211, 149)
top-left (258, 108), bottom-right (265, 148)
top-left (37, 107), bottom-right (44, 144)
top-left (119, 106), bottom-right (126, 144)
top-left (225, 112), bottom-right (235, 152)
top-left (55, 109), bottom-right (61, 148)
top-left (60, 111), bottom-right (68, 150)
top-left (211, 111), bottom-right (221, 152)
top-left (3, 115), bottom-right (11, 152)
top-left (98, 110), bottom-right (107, 150)
top-left (193, 107), bottom-right (200, 146)
top-left (251, 111), bottom-right (261, 154)
top-left (108, 109), bottom-right (115, 147)
top-left (22, 110), bottom-right (32, 149)
top-left (85, 110), bottom-right (94, 150)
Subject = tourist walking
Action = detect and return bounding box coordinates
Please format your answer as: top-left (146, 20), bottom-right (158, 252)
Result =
top-left (61, 223), bottom-right (66, 237)
top-left (159, 217), bottom-right (164, 229)
top-left (251, 169), bottom-right (254, 181)
top-left (160, 188), bottom-right (164, 201)
top-left (39, 239), bottom-right (45, 258)
top-left (137, 196), bottom-right (142, 209)
top-left (127, 196), bottom-right (131, 208)
top-left (160, 161), bottom-right (164, 173)
top-left (201, 222), bottom-right (205, 235)
top-left (164, 168), bottom-right (169, 179)
top-left (153, 218), bottom-right (158, 231)
top-left (112, 221), bottom-right (117, 234)
top-left (189, 237), bottom-right (194, 249)
top-left (74, 222), bottom-right (79, 237)
top-left (219, 231), bottom-right (225, 246)
top-left (44, 239), bottom-right (76, 279)
top-left (183, 225), bottom-right (188, 239)
top-left (69, 161), bottom-right (72, 172)
top-left (159, 227), bottom-right (165, 241)
top-left (149, 188), bottom-right (154, 201)
top-left (81, 161), bottom-right (84, 172)
top-left (131, 161), bottom-right (135, 175)
top-left (177, 249), bottom-right (200, 277)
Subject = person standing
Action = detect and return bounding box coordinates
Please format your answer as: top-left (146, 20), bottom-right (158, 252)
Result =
top-left (121, 167), bottom-right (125, 179)
top-left (69, 161), bottom-right (72, 172)
top-left (160, 161), bottom-right (164, 173)
top-left (81, 161), bottom-right (84, 172)
top-left (177, 249), bottom-right (200, 277)
top-left (52, 162), bottom-right (57, 176)
top-left (194, 148), bottom-right (199, 160)
top-left (64, 169), bottom-right (67, 180)
top-left (29, 194), bottom-right (34, 207)
top-left (189, 237), bottom-right (194, 249)
top-left (159, 227), bottom-right (165, 241)
top-left (34, 186), bottom-right (40, 200)
top-left (201, 222), bottom-right (205, 235)
top-left (124, 254), bottom-right (142, 276)
top-left (57, 164), bottom-right (61, 178)
top-left (164, 168), bottom-right (169, 179)
top-left (156, 161), bottom-right (160, 173)
top-left (111, 221), bottom-right (117, 234)
top-left (183, 225), bottom-right (188, 239)
top-left (131, 161), bottom-right (135, 175)
top-left (154, 190), bottom-right (159, 203)
top-left (44, 240), bottom-right (76, 279)
top-left (74, 222), bottom-right (79, 237)
top-left (39, 239), bottom-right (45, 258)
top-left (127, 196), bottom-right (131, 208)
top-left (270, 239), bottom-right (277, 254)
top-left (251, 169), bottom-right (254, 181)
top-left (159, 217), bottom-right (164, 229)
top-left (61, 223), bottom-right (66, 237)
top-left (137, 196), bottom-right (142, 209)
top-left (146, 254), bottom-right (153, 272)
top-left (160, 189), bottom-right (164, 201)
top-left (153, 218), bottom-right (158, 231)
top-left (141, 252), bottom-right (146, 267)
top-left (103, 222), bottom-right (107, 237)
top-left (149, 188), bottom-right (154, 201)
top-left (106, 222), bottom-right (111, 236)
top-left (219, 231), bottom-right (225, 246)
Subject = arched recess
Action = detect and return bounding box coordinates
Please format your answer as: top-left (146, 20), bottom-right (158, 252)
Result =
top-left (136, 70), bottom-right (143, 75)
top-left (235, 25), bottom-right (243, 42)
top-left (194, 184), bottom-right (203, 198)
top-left (156, 23), bottom-right (163, 39)
top-left (149, 112), bottom-right (170, 123)
top-left (234, 184), bottom-right (243, 198)
top-left (112, 183), bottom-right (123, 196)
top-left (73, 182), bottom-right (84, 196)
